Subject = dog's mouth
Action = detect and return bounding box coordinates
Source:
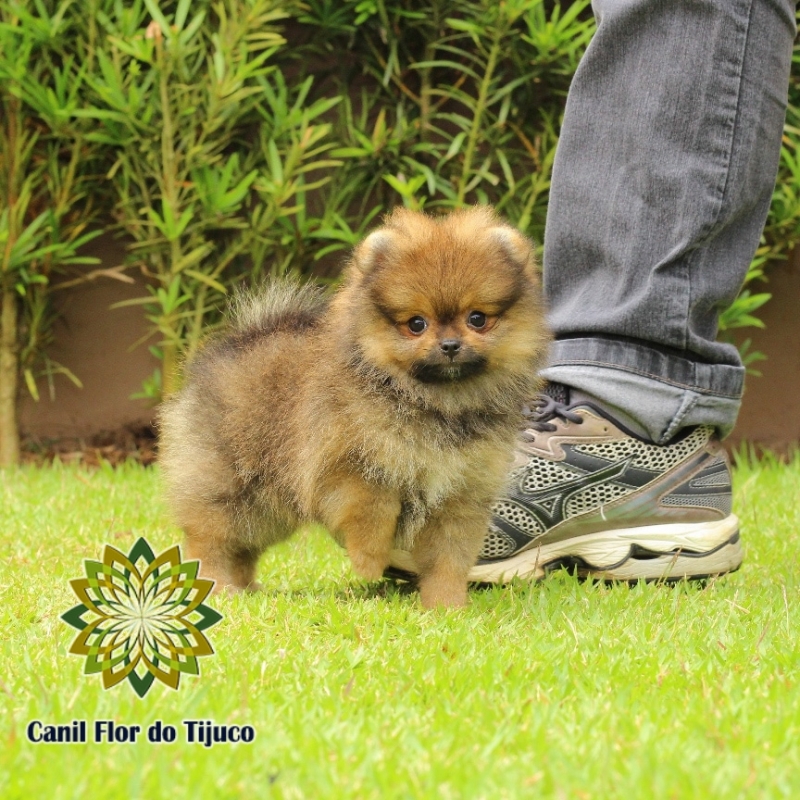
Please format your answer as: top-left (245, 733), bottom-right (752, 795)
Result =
top-left (410, 357), bottom-right (487, 384)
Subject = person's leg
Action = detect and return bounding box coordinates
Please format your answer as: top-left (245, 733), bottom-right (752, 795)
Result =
top-left (462, 0), bottom-right (796, 582)
top-left (387, 0), bottom-right (796, 584)
top-left (542, 0), bottom-right (795, 444)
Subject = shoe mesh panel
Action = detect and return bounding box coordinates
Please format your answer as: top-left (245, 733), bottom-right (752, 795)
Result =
top-left (564, 482), bottom-right (635, 517)
top-left (519, 460), bottom-right (582, 492)
top-left (572, 426), bottom-right (710, 472)
top-left (492, 499), bottom-right (544, 535)
top-left (479, 527), bottom-right (519, 559)
top-left (690, 471), bottom-right (731, 488)
top-left (661, 494), bottom-right (733, 514)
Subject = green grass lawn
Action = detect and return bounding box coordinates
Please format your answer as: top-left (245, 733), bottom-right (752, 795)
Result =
top-left (1, 454), bottom-right (799, 799)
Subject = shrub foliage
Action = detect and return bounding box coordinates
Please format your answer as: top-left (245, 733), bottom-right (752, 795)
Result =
top-left (0, 0), bottom-right (798, 463)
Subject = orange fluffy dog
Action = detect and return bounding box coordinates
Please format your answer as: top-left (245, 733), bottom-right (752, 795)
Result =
top-left (159, 207), bottom-right (549, 607)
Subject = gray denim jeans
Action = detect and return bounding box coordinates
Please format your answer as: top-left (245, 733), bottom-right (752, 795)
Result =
top-left (541, 0), bottom-right (796, 443)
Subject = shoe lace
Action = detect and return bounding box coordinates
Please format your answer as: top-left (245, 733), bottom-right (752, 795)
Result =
top-left (520, 394), bottom-right (584, 439)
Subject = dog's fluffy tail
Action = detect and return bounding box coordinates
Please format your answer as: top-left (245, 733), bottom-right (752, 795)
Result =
top-left (184, 280), bottom-right (328, 376)
top-left (229, 279), bottom-right (328, 338)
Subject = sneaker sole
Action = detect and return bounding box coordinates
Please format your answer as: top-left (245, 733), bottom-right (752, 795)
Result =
top-left (388, 514), bottom-right (742, 584)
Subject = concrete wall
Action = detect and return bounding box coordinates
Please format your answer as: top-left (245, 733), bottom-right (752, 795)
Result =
top-left (18, 238), bottom-right (800, 452)
top-left (18, 235), bottom-right (159, 441)
top-left (726, 249), bottom-right (800, 454)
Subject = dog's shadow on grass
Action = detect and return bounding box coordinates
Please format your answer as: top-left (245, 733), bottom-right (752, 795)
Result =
top-left (221, 576), bottom-right (420, 605)
top-left (219, 567), bottom-right (718, 610)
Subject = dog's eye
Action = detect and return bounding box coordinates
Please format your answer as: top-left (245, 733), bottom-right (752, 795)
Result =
top-left (467, 311), bottom-right (487, 330)
top-left (407, 316), bottom-right (428, 335)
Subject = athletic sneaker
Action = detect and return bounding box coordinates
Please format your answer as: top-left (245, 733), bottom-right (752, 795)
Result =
top-left (388, 385), bottom-right (743, 583)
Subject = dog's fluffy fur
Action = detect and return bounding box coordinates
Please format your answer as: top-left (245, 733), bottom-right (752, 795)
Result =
top-left (159, 207), bottom-right (549, 607)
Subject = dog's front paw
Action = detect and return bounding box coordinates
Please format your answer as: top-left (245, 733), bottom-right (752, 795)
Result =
top-left (418, 574), bottom-right (468, 609)
top-left (348, 548), bottom-right (390, 582)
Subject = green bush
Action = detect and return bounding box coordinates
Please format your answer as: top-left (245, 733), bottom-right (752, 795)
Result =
top-left (0, 0), bottom-right (798, 464)
top-left (0, 0), bottom-right (105, 464)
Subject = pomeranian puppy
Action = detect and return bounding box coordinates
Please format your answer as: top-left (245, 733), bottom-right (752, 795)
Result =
top-left (159, 207), bottom-right (549, 608)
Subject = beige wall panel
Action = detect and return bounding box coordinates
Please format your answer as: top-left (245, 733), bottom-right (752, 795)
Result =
top-left (728, 248), bottom-right (800, 454)
top-left (18, 236), bottom-right (800, 451)
top-left (18, 235), bottom-right (158, 440)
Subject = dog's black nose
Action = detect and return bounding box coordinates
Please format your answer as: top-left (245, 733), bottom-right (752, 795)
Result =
top-left (440, 339), bottom-right (461, 358)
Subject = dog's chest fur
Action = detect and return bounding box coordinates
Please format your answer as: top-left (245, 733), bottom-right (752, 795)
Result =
top-left (342, 403), bottom-right (511, 545)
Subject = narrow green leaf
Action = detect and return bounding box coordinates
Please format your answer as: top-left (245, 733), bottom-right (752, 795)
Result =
top-left (24, 369), bottom-right (39, 402)
top-left (184, 269), bottom-right (228, 294)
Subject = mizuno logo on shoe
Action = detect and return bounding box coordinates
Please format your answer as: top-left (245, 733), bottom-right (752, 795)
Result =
top-left (505, 458), bottom-right (633, 531)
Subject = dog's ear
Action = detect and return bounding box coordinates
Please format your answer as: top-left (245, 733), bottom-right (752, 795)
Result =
top-left (489, 225), bottom-right (538, 280)
top-left (352, 229), bottom-right (394, 274)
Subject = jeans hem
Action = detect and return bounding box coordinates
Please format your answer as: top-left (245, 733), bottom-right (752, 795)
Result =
top-left (549, 337), bottom-right (744, 400)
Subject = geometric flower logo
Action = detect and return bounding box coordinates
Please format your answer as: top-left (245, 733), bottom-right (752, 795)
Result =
top-left (61, 537), bottom-right (222, 699)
